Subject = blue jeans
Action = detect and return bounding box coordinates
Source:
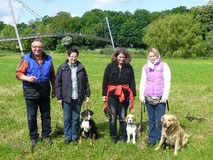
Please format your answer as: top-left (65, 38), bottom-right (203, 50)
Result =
top-left (62, 100), bottom-right (82, 141)
top-left (146, 100), bottom-right (166, 144)
top-left (25, 98), bottom-right (51, 140)
top-left (108, 96), bottom-right (128, 140)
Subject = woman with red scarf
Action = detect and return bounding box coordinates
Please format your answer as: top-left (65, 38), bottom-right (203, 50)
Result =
top-left (102, 47), bottom-right (136, 144)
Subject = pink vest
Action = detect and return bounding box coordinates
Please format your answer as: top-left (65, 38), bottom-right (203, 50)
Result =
top-left (145, 61), bottom-right (164, 97)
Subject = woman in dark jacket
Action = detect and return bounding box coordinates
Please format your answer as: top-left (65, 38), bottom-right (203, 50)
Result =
top-left (55, 48), bottom-right (90, 145)
top-left (102, 47), bottom-right (136, 144)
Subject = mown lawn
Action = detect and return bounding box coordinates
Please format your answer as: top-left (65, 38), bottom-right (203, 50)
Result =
top-left (0, 50), bottom-right (213, 160)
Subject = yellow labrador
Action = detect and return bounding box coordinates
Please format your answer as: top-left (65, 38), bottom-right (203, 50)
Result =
top-left (155, 114), bottom-right (189, 156)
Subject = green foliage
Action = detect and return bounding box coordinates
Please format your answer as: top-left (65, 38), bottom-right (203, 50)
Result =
top-left (0, 5), bottom-right (212, 52)
top-left (118, 9), bottom-right (150, 48)
top-left (130, 48), bottom-right (147, 57)
top-left (0, 21), bottom-right (5, 33)
top-left (194, 3), bottom-right (213, 32)
top-left (100, 45), bottom-right (114, 55)
top-left (56, 43), bottom-right (66, 53)
top-left (204, 30), bottom-right (213, 57)
top-left (21, 27), bottom-right (35, 51)
top-left (0, 25), bottom-right (16, 50)
top-left (49, 11), bottom-right (72, 33)
top-left (144, 14), bottom-right (204, 58)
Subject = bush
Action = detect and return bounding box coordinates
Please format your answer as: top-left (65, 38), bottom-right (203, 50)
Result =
top-left (204, 30), bottom-right (213, 57)
top-left (130, 48), bottom-right (147, 57)
top-left (100, 45), bottom-right (114, 55)
top-left (56, 43), bottom-right (66, 53)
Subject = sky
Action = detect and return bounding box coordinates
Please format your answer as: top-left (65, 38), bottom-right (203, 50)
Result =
top-left (0, 0), bottom-right (210, 25)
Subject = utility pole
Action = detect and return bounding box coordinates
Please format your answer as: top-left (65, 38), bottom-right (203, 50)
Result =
top-left (106, 17), bottom-right (115, 49)
top-left (8, 0), bottom-right (24, 56)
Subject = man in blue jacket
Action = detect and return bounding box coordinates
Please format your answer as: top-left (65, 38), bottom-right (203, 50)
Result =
top-left (16, 39), bottom-right (55, 149)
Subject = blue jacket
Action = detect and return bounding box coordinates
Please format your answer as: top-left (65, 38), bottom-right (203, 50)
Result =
top-left (23, 52), bottom-right (52, 99)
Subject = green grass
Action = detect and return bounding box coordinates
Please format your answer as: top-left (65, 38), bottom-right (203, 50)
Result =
top-left (0, 51), bottom-right (213, 160)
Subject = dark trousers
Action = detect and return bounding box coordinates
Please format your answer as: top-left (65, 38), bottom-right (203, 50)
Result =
top-left (25, 98), bottom-right (51, 140)
top-left (108, 96), bottom-right (128, 140)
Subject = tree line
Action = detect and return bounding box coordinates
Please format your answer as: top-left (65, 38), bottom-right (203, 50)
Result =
top-left (0, 2), bottom-right (212, 58)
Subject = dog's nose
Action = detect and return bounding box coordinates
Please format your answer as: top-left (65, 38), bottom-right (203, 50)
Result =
top-left (163, 123), bottom-right (167, 128)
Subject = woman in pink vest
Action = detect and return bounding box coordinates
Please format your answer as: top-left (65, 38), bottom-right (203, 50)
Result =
top-left (139, 48), bottom-right (171, 147)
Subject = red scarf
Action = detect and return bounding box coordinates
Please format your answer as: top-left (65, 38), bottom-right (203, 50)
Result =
top-left (104, 84), bottom-right (134, 111)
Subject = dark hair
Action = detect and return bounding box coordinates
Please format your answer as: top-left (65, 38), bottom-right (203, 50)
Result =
top-left (67, 48), bottom-right (79, 56)
top-left (111, 47), bottom-right (132, 64)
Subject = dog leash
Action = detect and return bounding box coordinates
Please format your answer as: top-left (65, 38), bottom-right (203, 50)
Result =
top-left (166, 100), bottom-right (169, 111)
top-left (83, 101), bottom-right (90, 110)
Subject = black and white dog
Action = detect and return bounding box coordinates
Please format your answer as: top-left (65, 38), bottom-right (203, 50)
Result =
top-left (79, 109), bottom-right (98, 145)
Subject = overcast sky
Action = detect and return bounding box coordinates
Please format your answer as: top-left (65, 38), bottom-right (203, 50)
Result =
top-left (0, 0), bottom-right (210, 25)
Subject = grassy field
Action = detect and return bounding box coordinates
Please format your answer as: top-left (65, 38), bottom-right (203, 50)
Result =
top-left (0, 50), bottom-right (213, 160)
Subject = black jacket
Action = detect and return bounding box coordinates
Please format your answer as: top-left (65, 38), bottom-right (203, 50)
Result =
top-left (102, 63), bottom-right (136, 98)
top-left (55, 60), bottom-right (90, 103)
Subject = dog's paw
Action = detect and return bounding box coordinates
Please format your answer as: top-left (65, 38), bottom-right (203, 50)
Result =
top-left (174, 151), bottom-right (178, 156)
top-left (133, 141), bottom-right (136, 144)
top-left (155, 147), bottom-right (159, 150)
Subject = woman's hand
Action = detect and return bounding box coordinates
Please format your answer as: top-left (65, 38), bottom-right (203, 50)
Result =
top-left (102, 96), bottom-right (106, 102)
top-left (160, 98), bottom-right (167, 103)
top-left (86, 97), bottom-right (90, 103)
top-left (140, 98), bottom-right (145, 104)
top-left (58, 99), bottom-right (62, 105)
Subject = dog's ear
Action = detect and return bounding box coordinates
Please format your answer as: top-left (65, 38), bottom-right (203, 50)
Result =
top-left (88, 110), bottom-right (93, 116)
top-left (171, 115), bottom-right (177, 122)
top-left (133, 116), bottom-right (136, 123)
top-left (81, 111), bottom-right (85, 117)
top-left (125, 116), bottom-right (129, 123)
top-left (174, 118), bottom-right (179, 128)
top-left (161, 115), bottom-right (165, 123)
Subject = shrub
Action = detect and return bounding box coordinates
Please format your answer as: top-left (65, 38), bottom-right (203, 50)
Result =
top-left (56, 43), bottom-right (66, 53)
top-left (100, 45), bottom-right (114, 55)
top-left (204, 30), bottom-right (213, 57)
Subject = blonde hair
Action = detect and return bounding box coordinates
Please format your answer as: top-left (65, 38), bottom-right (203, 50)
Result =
top-left (146, 48), bottom-right (160, 58)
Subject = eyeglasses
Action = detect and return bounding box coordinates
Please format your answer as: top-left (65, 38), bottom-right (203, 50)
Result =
top-left (32, 46), bottom-right (43, 49)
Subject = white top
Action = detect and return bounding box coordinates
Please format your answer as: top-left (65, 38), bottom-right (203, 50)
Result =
top-left (139, 61), bottom-right (171, 101)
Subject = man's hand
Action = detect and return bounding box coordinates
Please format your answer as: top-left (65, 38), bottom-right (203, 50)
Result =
top-left (27, 76), bottom-right (36, 82)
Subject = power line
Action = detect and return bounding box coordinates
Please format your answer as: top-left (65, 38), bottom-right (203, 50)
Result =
top-left (16, 0), bottom-right (43, 20)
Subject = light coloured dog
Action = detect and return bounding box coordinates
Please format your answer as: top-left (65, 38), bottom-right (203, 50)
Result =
top-left (155, 114), bottom-right (189, 156)
top-left (126, 114), bottom-right (137, 144)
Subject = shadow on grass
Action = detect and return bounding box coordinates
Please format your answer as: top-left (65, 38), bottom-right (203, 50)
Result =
top-left (50, 120), bottom-right (149, 141)
top-left (51, 123), bottom-right (64, 139)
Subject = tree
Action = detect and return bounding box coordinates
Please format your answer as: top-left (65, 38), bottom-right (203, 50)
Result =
top-left (21, 27), bottom-right (35, 51)
top-left (0, 21), bottom-right (5, 34)
top-left (50, 11), bottom-right (72, 33)
top-left (194, 4), bottom-right (213, 33)
top-left (118, 19), bottom-right (143, 47)
top-left (144, 14), bottom-right (204, 58)
top-left (0, 25), bottom-right (16, 50)
top-left (204, 30), bottom-right (213, 57)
